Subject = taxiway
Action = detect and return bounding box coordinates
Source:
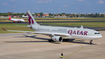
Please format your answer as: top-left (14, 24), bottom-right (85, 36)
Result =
top-left (0, 31), bottom-right (105, 59)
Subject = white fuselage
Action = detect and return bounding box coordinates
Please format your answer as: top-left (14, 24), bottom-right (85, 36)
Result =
top-left (26, 11), bottom-right (102, 43)
top-left (11, 18), bottom-right (25, 22)
top-left (32, 25), bottom-right (102, 40)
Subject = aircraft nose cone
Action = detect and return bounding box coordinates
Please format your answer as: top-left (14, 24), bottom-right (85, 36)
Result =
top-left (94, 34), bottom-right (102, 39)
top-left (96, 34), bottom-right (102, 39)
top-left (99, 35), bottom-right (102, 38)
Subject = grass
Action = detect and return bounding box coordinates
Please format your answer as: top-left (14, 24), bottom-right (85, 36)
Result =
top-left (43, 22), bottom-right (105, 27)
top-left (0, 17), bottom-right (105, 34)
top-left (0, 17), bottom-right (105, 21)
top-left (1, 19), bottom-right (105, 22)
top-left (0, 17), bottom-right (105, 19)
top-left (0, 22), bottom-right (105, 34)
top-left (0, 24), bottom-right (33, 34)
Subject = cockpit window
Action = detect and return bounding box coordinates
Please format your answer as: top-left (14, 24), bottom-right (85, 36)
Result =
top-left (94, 33), bottom-right (100, 34)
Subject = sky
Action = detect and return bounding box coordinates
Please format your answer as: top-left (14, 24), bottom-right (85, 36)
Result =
top-left (0, 0), bottom-right (105, 13)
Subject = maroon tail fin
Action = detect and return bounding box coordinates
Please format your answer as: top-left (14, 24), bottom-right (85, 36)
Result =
top-left (26, 11), bottom-right (37, 25)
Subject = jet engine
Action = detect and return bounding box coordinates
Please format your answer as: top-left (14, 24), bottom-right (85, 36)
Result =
top-left (52, 36), bottom-right (63, 42)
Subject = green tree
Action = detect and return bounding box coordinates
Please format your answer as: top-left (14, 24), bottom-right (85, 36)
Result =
top-left (40, 12), bottom-right (43, 18)
top-left (49, 13), bottom-right (53, 17)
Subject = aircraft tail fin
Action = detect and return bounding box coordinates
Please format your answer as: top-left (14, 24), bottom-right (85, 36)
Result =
top-left (26, 11), bottom-right (38, 25)
top-left (8, 15), bottom-right (11, 20)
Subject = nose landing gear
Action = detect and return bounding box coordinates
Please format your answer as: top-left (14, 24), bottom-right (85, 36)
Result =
top-left (89, 40), bottom-right (93, 45)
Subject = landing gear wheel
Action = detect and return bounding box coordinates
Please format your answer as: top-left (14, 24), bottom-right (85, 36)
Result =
top-left (89, 40), bottom-right (93, 45)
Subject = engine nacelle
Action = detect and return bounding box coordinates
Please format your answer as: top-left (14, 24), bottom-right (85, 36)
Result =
top-left (52, 36), bottom-right (63, 42)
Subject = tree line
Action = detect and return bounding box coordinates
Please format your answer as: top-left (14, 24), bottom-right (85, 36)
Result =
top-left (48, 13), bottom-right (104, 18)
top-left (0, 12), bottom-right (104, 18)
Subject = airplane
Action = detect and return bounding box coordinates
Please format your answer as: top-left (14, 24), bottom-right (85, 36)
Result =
top-left (2, 11), bottom-right (102, 44)
top-left (8, 15), bottom-right (25, 23)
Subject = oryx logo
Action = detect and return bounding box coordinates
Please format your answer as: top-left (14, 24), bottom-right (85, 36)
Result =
top-left (27, 12), bottom-right (34, 25)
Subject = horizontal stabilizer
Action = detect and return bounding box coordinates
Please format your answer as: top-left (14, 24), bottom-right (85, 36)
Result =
top-left (2, 27), bottom-right (7, 31)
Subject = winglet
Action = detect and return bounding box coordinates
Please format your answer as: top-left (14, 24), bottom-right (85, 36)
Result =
top-left (2, 27), bottom-right (7, 31)
top-left (8, 15), bottom-right (11, 20)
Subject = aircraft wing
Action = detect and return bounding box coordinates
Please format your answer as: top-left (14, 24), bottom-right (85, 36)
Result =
top-left (2, 27), bottom-right (35, 33)
top-left (2, 27), bottom-right (70, 37)
top-left (7, 30), bottom-right (35, 33)
top-left (34, 31), bottom-right (70, 37)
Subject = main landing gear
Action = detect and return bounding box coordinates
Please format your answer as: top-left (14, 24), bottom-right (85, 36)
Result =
top-left (48, 39), bottom-right (53, 42)
top-left (89, 40), bottom-right (93, 45)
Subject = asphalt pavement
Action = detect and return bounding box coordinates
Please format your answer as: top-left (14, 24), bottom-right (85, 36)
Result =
top-left (0, 31), bottom-right (105, 59)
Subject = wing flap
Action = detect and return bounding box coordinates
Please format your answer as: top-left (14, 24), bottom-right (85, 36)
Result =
top-left (34, 31), bottom-right (70, 37)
